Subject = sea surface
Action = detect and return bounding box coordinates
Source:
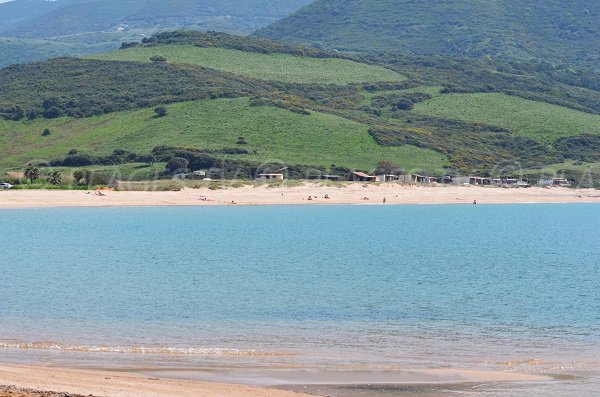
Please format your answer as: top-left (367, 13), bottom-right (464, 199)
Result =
top-left (0, 204), bottom-right (599, 396)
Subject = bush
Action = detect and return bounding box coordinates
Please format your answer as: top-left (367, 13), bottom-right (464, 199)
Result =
top-left (165, 157), bottom-right (189, 174)
top-left (42, 128), bottom-right (51, 136)
top-left (138, 155), bottom-right (156, 165)
top-left (150, 55), bottom-right (167, 62)
top-left (154, 106), bottom-right (168, 117)
top-left (61, 154), bottom-right (93, 167)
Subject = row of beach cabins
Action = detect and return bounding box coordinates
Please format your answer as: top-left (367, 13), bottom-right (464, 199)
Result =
top-left (256, 172), bottom-right (571, 187)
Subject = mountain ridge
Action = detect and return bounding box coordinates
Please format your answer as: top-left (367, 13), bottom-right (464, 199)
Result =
top-left (255, 0), bottom-right (600, 68)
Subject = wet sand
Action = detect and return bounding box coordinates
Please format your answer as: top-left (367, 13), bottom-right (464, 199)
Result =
top-left (1, 184), bottom-right (599, 209)
top-left (0, 364), bottom-right (312, 397)
top-left (0, 364), bottom-right (552, 397)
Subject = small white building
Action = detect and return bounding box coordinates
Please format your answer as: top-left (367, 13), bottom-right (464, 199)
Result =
top-left (539, 178), bottom-right (571, 187)
top-left (378, 174), bottom-right (400, 182)
top-left (257, 173), bottom-right (284, 180)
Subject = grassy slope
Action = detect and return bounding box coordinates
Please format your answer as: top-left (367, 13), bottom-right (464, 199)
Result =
top-left (413, 93), bottom-right (600, 142)
top-left (90, 45), bottom-right (405, 84)
top-left (0, 98), bottom-right (446, 171)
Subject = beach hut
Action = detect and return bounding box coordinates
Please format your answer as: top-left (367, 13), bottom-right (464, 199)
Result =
top-left (257, 173), bottom-right (284, 180)
top-left (413, 174), bottom-right (435, 183)
top-left (349, 172), bottom-right (377, 182)
top-left (539, 178), bottom-right (571, 187)
top-left (451, 176), bottom-right (470, 185)
top-left (469, 176), bottom-right (492, 186)
top-left (378, 174), bottom-right (400, 182)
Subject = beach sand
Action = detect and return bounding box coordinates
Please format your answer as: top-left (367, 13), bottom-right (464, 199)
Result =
top-left (1, 183), bottom-right (599, 209)
top-left (0, 364), bottom-right (551, 397)
top-left (0, 364), bottom-right (312, 397)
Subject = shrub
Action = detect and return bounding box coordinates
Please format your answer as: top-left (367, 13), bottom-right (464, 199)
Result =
top-left (42, 128), bottom-right (51, 136)
top-left (47, 171), bottom-right (62, 185)
top-left (165, 157), bottom-right (189, 174)
top-left (150, 55), bottom-right (167, 62)
top-left (138, 155), bottom-right (156, 165)
top-left (154, 106), bottom-right (168, 117)
top-left (61, 154), bottom-right (93, 167)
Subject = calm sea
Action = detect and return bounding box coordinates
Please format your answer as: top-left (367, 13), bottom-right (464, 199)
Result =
top-left (0, 205), bottom-right (599, 396)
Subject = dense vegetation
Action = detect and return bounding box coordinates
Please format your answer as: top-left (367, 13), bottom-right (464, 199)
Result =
top-left (0, 57), bottom-right (275, 120)
top-left (256, 0), bottom-right (600, 68)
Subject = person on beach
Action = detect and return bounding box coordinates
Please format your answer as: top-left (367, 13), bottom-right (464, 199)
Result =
top-left (383, 197), bottom-right (386, 204)
top-left (473, 200), bottom-right (477, 205)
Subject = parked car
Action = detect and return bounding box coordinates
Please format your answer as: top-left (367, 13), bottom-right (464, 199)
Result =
top-left (0, 182), bottom-right (13, 189)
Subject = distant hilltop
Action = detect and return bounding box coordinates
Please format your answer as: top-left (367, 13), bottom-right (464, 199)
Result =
top-left (255, 0), bottom-right (600, 68)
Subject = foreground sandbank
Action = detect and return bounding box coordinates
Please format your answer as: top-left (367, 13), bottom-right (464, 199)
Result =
top-left (0, 364), bottom-right (551, 397)
top-left (0, 364), bottom-right (311, 397)
top-left (1, 184), bottom-right (599, 209)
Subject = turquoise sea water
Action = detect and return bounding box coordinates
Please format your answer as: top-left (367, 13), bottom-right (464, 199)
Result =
top-left (0, 205), bottom-right (599, 395)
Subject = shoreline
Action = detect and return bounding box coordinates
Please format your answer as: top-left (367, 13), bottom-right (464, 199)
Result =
top-left (1, 183), bottom-right (599, 209)
top-left (0, 364), bottom-right (552, 397)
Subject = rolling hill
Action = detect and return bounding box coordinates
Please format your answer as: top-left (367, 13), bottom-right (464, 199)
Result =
top-left (256, 0), bottom-right (600, 68)
top-left (1, 31), bottom-right (599, 185)
top-left (0, 0), bottom-right (314, 38)
top-left (0, 0), bottom-right (313, 68)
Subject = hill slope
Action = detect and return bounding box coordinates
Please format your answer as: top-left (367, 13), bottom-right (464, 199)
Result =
top-left (1, 32), bottom-right (600, 180)
top-left (0, 98), bottom-right (445, 171)
top-left (256, 0), bottom-right (600, 67)
top-left (90, 45), bottom-right (405, 85)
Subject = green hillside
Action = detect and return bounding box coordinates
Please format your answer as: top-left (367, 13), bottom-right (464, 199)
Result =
top-left (0, 98), bottom-right (446, 171)
top-left (256, 0), bottom-right (600, 68)
top-left (414, 93), bottom-right (600, 142)
top-left (2, 31), bottom-right (600, 181)
top-left (91, 45), bottom-right (405, 85)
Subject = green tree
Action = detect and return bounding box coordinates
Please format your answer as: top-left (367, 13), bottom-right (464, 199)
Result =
top-left (47, 171), bottom-right (62, 185)
top-left (24, 166), bottom-right (40, 184)
top-left (72, 170), bottom-right (86, 185)
top-left (165, 157), bottom-right (189, 174)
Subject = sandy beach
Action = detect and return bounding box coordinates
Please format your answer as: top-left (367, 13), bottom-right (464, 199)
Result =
top-left (1, 183), bottom-right (599, 209)
top-left (0, 364), bottom-right (552, 397)
top-left (0, 364), bottom-right (314, 397)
